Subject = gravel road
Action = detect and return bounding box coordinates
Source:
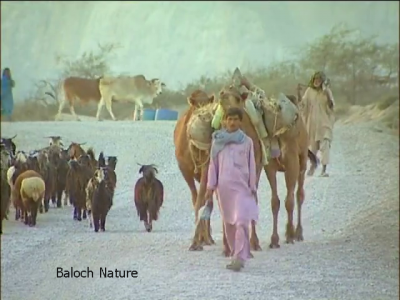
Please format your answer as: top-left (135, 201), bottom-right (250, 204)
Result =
top-left (1, 120), bottom-right (398, 300)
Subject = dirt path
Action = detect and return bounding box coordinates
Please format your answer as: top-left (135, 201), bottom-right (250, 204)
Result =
top-left (1, 120), bottom-right (398, 300)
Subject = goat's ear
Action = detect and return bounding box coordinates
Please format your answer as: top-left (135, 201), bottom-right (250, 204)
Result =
top-left (139, 166), bottom-right (144, 174)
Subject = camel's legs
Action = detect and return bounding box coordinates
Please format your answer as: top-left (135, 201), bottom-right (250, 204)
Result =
top-left (295, 152), bottom-right (307, 241)
top-left (307, 141), bottom-right (319, 176)
top-left (178, 164), bottom-right (198, 208)
top-left (266, 166), bottom-right (280, 248)
top-left (284, 158), bottom-right (299, 244)
top-left (250, 220), bottom-right (262, 251)
top-left (189, 165), bottom-right (214, 251)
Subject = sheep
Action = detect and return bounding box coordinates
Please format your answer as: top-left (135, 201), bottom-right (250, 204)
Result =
top-left (134, 164), bottom-right (164, 232)
top-left (20, 176), bottom-right (45, 226)
top-left (12, 170), bottom-right (44, 225)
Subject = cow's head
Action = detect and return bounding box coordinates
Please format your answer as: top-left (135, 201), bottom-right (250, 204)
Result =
top-left (150, 78), bottom-right (166, 96)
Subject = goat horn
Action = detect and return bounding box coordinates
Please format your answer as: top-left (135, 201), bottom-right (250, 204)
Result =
top-left (137, 162), bottom-right (143, 166)
top-left (79, 142), bottom-right (87, 146)
top-left (10, 134), bottom-right (17, 139)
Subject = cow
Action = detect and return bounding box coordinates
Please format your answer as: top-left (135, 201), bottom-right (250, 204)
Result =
top-left (96, 75), bottom-right (166, 121)
top-left (53, 77), bottom-right (102, 121)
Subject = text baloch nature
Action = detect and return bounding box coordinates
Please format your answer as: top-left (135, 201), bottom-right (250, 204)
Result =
top-left (57, 267), bottom-right (138, 278)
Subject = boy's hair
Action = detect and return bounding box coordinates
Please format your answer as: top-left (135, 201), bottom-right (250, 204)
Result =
top-left (225, 107), bottom-right (243, 121)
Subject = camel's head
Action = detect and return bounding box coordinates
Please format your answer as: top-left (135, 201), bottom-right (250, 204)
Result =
top-left (218, 85), bottom-right (245, 112)
top-left (187, 90), bottom-right (215, 108)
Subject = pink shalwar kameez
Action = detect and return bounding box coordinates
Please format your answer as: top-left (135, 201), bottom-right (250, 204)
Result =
top-left (207, 135), bottom-right (259, 264)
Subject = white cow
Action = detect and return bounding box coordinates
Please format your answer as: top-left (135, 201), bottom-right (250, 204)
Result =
top-left (97, 75), bottom-right (166, 121)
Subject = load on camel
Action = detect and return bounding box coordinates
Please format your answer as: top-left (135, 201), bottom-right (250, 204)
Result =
top-left (174, 68), bottom-right (318, 254)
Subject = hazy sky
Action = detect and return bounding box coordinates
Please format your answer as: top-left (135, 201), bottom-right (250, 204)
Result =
top-left (1, 1), bottom-right (399, 101)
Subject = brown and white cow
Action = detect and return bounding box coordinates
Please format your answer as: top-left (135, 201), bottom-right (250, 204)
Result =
top-left (54, 77), bottom-right (102, 121)
top-left (96, 75), bottom-right (166, 121)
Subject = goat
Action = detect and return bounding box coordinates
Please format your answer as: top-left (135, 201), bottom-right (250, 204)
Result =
top-left (0, 134), bottom-right (17, 156)
top-left (86, 166), bottom-right (113, 232)
top-left (134, 164), bottom-right (164, 232)
top-left (98, 152), bottom-right (117, 191)
top-left (1, 149), bottom-right (11, 233)
top-left (36, 151), bottom-right (56, 213)
top-left (65, 154), bottom-right (92, 221)
top-left (67, 142), bottom-right (86, 160)
top-left (107, 156), bottom-right (118, 171)
top-left (56, 149), bottom-right (70, 207)
top-left (20, 176), bottom-right (45, 226)
top-left (45, 136), bottom-right (64, 147)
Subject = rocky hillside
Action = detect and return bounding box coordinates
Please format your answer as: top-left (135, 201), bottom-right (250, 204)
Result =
top-left (1, 1), bottom-right (398, 101)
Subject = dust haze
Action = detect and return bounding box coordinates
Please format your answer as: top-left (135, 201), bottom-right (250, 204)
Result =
top-left (1, 1), bottom-right (399, 101)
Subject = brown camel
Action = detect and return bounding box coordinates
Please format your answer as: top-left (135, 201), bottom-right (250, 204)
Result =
top-left (174, 88), bottom-right (264, 253)
top-left (231, 68), bottom-right (318, 248)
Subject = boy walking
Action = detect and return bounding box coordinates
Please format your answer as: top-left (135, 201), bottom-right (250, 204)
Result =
top-left (205, 107), bottom-right (259, 271)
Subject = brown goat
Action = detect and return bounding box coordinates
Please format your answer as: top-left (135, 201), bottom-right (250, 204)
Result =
top-left (67, 142), bottom-right (86, 160)
top-left (12, 170), bottom-right (44, 225)
top-left (65, 155), bottom-right (92, 221)
top-left (134, 164), bottom-right (164, 232)
top-left (36, 151), bottom-right (56, 213)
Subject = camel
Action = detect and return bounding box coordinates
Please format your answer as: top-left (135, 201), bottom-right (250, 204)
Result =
top-left (231, 68), bottom-right (318, 248)
top-left (174, 69), bottom-right (318, 254)
top-left (174, 88), bottom-right (264, 253)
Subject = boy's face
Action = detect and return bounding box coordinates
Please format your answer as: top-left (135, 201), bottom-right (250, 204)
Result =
top-left (225, 115), bottom-right (241, 132)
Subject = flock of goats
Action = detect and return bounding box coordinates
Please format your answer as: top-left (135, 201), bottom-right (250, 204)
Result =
top-left (0, 135), bottom-right (164, 234)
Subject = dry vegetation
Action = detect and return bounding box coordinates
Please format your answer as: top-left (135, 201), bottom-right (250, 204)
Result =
top-left (11, 24), bottom-right (399, 127)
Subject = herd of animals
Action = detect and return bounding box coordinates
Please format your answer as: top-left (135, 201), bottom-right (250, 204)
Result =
top-left (2, 66), bottom-right (320, 258)
top-left (0, 135), bottom-right (164, 234)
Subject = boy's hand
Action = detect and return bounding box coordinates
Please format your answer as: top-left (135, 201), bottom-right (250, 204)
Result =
top-left (205, 189), bottom-right (213, 201)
